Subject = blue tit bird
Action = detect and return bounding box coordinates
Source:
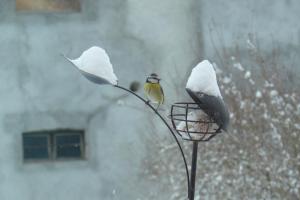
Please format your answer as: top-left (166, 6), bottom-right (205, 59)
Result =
top-left (144, 73), bottom-right (164, 109)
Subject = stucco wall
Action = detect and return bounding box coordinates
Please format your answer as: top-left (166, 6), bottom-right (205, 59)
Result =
top-left (0, 0), bottom-right (200, 199)
top-left (200, 0), bottom-right (300, 86)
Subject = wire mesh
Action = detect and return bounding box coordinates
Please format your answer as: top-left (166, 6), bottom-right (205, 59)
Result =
top-left (170, 102), bottom-right (222, 142)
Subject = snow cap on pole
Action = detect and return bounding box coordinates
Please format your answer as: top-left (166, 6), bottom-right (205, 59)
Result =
top-left (64, 46), bottom-right (118, 85)
top-left (186, 60), bottom-right (222, 98)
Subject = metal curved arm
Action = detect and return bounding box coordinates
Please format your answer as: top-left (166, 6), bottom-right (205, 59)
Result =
top-left (114, 85), bottom-right (190, 198)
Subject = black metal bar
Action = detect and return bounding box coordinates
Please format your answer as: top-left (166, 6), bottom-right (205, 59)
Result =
top-left (189, 141), bottom-right (199, 200)
top-left (114, 85), bottom-right (191, 199)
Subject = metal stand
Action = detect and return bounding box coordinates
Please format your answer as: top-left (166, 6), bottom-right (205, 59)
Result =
top-left (170, 102), bottom-right (222, 200)
top-left (114, 86), bottom-right (222, 200)
top-left (189, 141), bottom-right (199, 200)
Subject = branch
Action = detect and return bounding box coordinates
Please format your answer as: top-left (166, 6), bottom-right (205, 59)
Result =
top-left (114, 85), bottom-right (191, 199)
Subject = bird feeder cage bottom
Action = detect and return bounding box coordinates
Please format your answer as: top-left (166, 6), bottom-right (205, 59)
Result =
top-left (170, 102), bottom-right (221, 142)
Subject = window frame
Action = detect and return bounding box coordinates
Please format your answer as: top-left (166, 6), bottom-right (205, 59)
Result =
top-left (53, 131), bottom-right (85, 160)
top-left (23, 132), bottom-right (51, 161)
top-left (15, 0), bottom-right (81, 12)
top-left (22, 129), bottom-right (86, 162)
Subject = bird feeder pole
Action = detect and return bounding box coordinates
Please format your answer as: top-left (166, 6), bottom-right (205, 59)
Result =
top-left (189, 141), bottom-right (199, 200)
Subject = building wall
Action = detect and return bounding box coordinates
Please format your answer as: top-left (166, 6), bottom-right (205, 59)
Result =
top-left (0, 0), bottom-right (201, 199)
top-left (201, 0), bottom-right (300, 52)
top-left (200, 0), bottom-right (300, 84)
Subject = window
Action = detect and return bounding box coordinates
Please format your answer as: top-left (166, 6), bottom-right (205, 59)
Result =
top-left (55, 133), bottom-right (83, 159)
top-left (23, 134), bottom-right (50, 159)
top-left (16, 0), bottom-right (81, 12)
top-left (23, 129), bottom-right (85, 161)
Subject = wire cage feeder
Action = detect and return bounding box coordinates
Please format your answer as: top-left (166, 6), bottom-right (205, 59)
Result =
top-left (170, 102), bottom-right (222, 142)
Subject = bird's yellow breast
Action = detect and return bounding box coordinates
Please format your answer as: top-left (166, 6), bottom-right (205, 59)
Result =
top-left (144, 82), bottom-right (164, 104)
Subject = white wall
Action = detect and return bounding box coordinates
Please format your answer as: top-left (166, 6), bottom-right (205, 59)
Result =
top-left (0, 0), bottom-right (201, 199)
top-left (201, 0), bottom-right (300, 54)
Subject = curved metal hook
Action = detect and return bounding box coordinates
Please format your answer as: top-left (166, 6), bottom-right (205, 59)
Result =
top-left (114, 85), bottom-right (190, 198)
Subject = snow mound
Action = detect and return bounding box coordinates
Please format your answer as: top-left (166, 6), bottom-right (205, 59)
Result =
top-left (64, 46), bottom-right (118, 85)
top-left (186, 60), bottom-right (222, 98)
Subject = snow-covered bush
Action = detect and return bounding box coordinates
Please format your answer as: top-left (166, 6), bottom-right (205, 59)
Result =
top-left (140, 39), bottom-right (300, 200)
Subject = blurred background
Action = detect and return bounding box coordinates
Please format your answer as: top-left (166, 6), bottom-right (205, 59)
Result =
top-left (0, 0), bottom-right (299, 199)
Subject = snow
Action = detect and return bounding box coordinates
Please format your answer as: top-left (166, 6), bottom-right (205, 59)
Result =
top-left (215, 175), bottom-right (223, 182)
top-left (186, 60), bottom-right (222, 98)
top-left (249, 78), bottom-right (255, 85)
top-left (233, 62), bottom-right (244, 71)
top-left (256, 90), bottom-right (262, 98)
top-left (223, 76), bottom-right (231, 84)
top-left (246, 39), bottom-right (256, 50)
top-left (240, 101), bottom-right (245, 109)
top-left (264, 81), bottom-right (274, 88)
top-left (64, 46), bottom-right (118, 85)
top-left (244, 71), bottom-right (251, 79)
top-left (176, 110), bottom-right (219, 139)
top-left (270, 90), bottom-right (278, 97)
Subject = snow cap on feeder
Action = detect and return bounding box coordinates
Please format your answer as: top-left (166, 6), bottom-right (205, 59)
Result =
top-left (63, 46), bottom-right (118, 85)
top-left (186, 60), bottom-right (229, 131)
